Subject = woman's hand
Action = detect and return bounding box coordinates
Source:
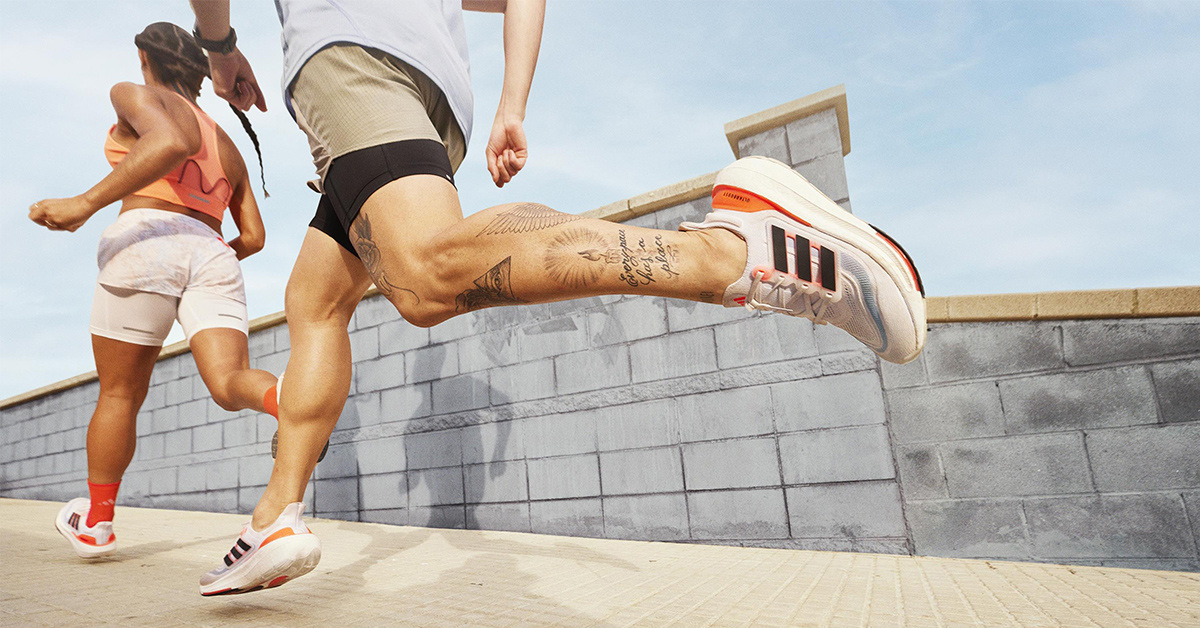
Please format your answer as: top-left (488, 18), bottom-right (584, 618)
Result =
top-left (28, 196), bottom-right (98, 232)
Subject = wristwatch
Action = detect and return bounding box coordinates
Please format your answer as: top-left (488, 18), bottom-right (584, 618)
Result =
top-left (193, 25), bottom-right (238, 55)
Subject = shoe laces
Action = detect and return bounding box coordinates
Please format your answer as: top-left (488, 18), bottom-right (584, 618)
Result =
top-left (746, 267), bottom-right (838, 325)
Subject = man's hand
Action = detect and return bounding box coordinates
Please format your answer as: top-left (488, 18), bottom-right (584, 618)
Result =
top-left (28, 196), bottom-right (98, 232)
top-left (485, 115), bottom-right (528, 187)
top-left (209, 49), bottom-right (267, 112)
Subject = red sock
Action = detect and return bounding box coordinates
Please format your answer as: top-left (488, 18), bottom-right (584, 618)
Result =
top-left (86, 481), bottom-right (120, 527)
top-left (263, 385), bottom-right (279, 419)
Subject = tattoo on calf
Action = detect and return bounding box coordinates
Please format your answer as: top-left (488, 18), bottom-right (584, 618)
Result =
top-left (352, 213), bottom-right (419, 303)
top-left (455, 256), bottom-right (525, 312)
top-left (543, 228), bottom-right (620, 288)
top-left (618, 230), bottom-right (680, 288)
top-left (699, 291), bottom-right (716, 303)
top-left (477, 203), bottom-right (580, 237)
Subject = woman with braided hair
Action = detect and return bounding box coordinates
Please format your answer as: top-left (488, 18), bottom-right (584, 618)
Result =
top-left (28, 22), bottom-right (278, 558)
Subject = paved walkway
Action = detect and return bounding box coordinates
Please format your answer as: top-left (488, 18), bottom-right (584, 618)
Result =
top-left (2, 499), bottom-right (1198, 627)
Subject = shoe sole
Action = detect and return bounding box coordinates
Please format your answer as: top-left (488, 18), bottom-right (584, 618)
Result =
top-left (200, 535), bottom-right (322, 596)
top-left (715, 156), bottom-right (927, 361)
top-left (54, 516), bottom-right (114, 559)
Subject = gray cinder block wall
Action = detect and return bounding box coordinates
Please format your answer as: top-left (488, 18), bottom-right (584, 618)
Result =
top-left (3, 87), bottom-right (1198, 572)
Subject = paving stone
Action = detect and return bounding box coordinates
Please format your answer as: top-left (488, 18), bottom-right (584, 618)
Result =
top-left (682, 438), bottom-right (780, 490)
top-left (527, 454), bottom-right (600, 500)
top-left (489, 359), bottom-right (555, 404)
top-left (461, 420), bottom-right (524, 464)
top-left (407, 467), bottom-right (463, 506)
top-left (380, 384), bottom-right (432, 422)
top-left (406, 343), bottom-right (458, 383)
top-left (924, 322), bottom-right (1063, 383)
top-left (1063, 318), bottom-right (1200, 366)
top-left (779, 425), bottom-right (895, 485)
top-left (587, 297), bottom-right (668, 347)
top-left (772, 372), bottom-right (886, 433)
top-left (906, 500), bottom-right (1031, 559)
top-left (603, 493), bottom-right (689, 541)
top-left (1000, 367), bottom-right (1158, 434)
top-left (596, 399), bottom-right (677, 451)
top-left (405, 429), bottom-right (463, 470)
top-left (894, 444), bottom-right (948, 500)
top-left (675, 387), bottom-right (774, 443)
top-left (1087, 423), bottom-right (1200, 491)
top-left (360, 472), bottom-right (407, 510)
top-left (464, 461), bottom-right (528, 503)
top-left (688, 488), bottom-right (788, 540)
top-left (940, 432), bottom-right (1092, 498)
top-left (522, 411), bottom-right (598, 458)
top-left (600, 447), bottom-right (683, 495)
top-left (887, 382), bottom-right (1005, 444)
top-left (529, 498), bottom-right (603, 537)
top-left (630, 328), bottom-right (718, 383)
top-left (714, 315), bottom-right (819, 370)
top-left (1152, 359), bottom-right (1200, 423)
top-left (1025, 493), bottom-right (1195, 559)
top-left (786, 481), bottom-right (905, 539)
top-left (466, 502), bottom-right (530, 532)
top-left (785, 107), bottom-right (843, 165)
top-left (430, 373), bottom-right (489, 414)
top-left (554, 345), bottom-right (630, 395)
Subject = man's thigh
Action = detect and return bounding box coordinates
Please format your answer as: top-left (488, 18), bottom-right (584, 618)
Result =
top-left (286, 227), bottom-right (374, 327)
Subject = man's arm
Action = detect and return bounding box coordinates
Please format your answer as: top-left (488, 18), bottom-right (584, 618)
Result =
top-left (190, 0), bottom-right (267, 112)
top-left (484, 0), bottom-right (545, 187)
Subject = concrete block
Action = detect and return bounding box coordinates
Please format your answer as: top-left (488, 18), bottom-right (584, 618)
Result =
top-left (675, 387), bottom-right (774, 443)
top-left (906, 500), bottom-right (1030, 559)
top-left (813, 322), bottom-right (869, 356)
top-left (122, 471), bottom-right (151, 498)
top-left (523, 411), bottom-right (598, 458)
top-left (600, 447), bottom-right (683, 495)
top-left (138, 434), bottom-right (165, 461)
top-left (314, 442), bottom-right (360, 479)
top-left (164, 430), bottom-right (191, 457)
top-left (652, 198), bottom-right (710, 231)
top-left (238, 487), bottom-right (260, 513)
top-left (462, 420), bottom-right (524, 464)
top-left (149, 468), bottom-right (177, 496)
top-left (165, 377), bottom-right (193, 405)
top-left (887, 382), bottom-right (1005, 444)
top-left (530, 498), bottom-right (604, 537)
top-left (349, 327), bottom-right (380, 363)
top-left (924, 322), bottom-right (1063, 383)
top-left (457, 327), bottom-right (521, 373)
top-left (407, 467), bottom-right (463, 506)
top-left (192, 424), bottom-right (222, 452)
top-left (880, 354), bottom-right (928, 390)
top-left (429, 312), bottom-right (479, 345)
top-left (1025, 493), bottom-right (1195, 559)
top-left (142, 384), bottom-right (166, 411)
top-left (688, 488), bottom-right (788, 540)
top-left (737, 126), bottom-right (789, 161)
top-left (354, 353), bottom-right (405, 394)
top-left (238, 455), bottom-right (274, 488)
top-left (464, 461), bottom-right (528, 503)
top-left (251, 351), bottom-right (289, 376)
top-left (466, 502), bottom-right (530, 532)
top-left (45, 431), bottom-right (64, 454)
top-left (380, 384), bottom-right (432, 422)
top-left (378, 319), bottom-right (429, 355)
top-left (489, 359), bottom-right (555, 404)
top-left (630, 328), bottom-right (718, 383)
top-left (408, 505), bottom-right (465, 529)
top-left (664, 299), bottom-right (747, 333)
top-left (273, 324), bottom-right (291, 351)
top-left (337, 391), bottom-right (381, 431)
top-left (354, 435), bottom-right (407, 475)
top-left (314, 477), bottom-right (358, 512)
top-left (405, 343), bottom-right (457, 383)
top-left (779, 425), bottom-right (895, 485)
top-left (940, 432), bottom-right (1092, 498)
top-left (1152, 359), bottom-right (1200, 423)
top-left (785, 107), bottom-right (842, 165)
top-left (1184, 492), bottom-right (1200, 553)
top-left (360, 508), bottom-right (408, 526)
top-left (150, 358), bottom-right (180, 385)
top-left (772, 372), bottom-right (886, 433)
top-left (177, 464), bottom-right (206, 493)
top-left (787, 481), bottom-right (905, 538)
top-left (1087, 423), bottom-right (1200, 491)
top-left (604, 493), bottom-right (689, 541)
top-left (519, 317), bottom-right (588, 361)
top-left (587, 297), bottom-right (667, 347)
top-left (527, 454), bottom-right (600, 500)
top-left (222, 416), bottom-right (257, 448)
top-left (405, 429), bottom-right (462, 470)
top-left (360, 472), bottom-right (407, 510)
top-left (150, 406), bottom-right (179, 434)
top-left (1063, 319), bottom-right (1200, 366)
top-left (894, 444), bottom-right (948, 500)
top-left (682, 438), bottom-right (780, 490)
top-left (355, 295), bottom-right (401, 328)
top-left (248, 329), bottom-right (274, 357)
top-left (206, 460), bottom-right (239, 491)
top-left (714, 315), bottom-right (818, 370)
top-left (554, 345), bottom-right (631, 395)
top-left (431, 373), bottom-right (489, 414)
top-left (1000, 366), bottom-right (1158, 434)
top-left (597, 399), bottom-right (677, 451)
top-left (792, 153), bottom-right (849, 203)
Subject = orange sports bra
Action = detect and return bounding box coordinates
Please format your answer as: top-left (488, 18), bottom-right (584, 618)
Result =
top-left (104, 96), bottom-right (233, 221)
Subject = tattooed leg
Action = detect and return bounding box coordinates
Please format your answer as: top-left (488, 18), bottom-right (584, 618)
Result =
top-left (455, 257), bottom-right (526, 313)
top-left (351, 213), bottom-right (419, 303)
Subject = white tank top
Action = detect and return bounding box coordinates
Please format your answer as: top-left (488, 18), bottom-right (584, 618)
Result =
top-left (274, 0), bottom-right (474, 145)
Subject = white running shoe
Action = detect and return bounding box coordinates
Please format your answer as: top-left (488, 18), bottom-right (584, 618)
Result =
top-left (199, 502), bottom-right (321, 596)
top-left (681, 156), bottom-right (926, 364)
top-left (55, 498), bottom-right (116, 558)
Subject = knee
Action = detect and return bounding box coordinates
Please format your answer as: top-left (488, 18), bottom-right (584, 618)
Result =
top-left (209, 386), bottom-right (240, 412)
top-left (383, 244), bottom-right (460, 328)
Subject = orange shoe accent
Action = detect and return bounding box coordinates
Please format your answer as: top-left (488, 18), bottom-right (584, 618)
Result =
top-left (261, 528), bottom-right (296, 547)
top-left (712, 185), bottom-right (811, 227)
top-left (263, 385), bottom-right (279, 419)
top-left (268, 575), bottom-right (289, 587)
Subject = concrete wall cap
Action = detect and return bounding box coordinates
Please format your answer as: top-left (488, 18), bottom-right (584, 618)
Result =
top-left (724, 84), bottom-right (851, 158)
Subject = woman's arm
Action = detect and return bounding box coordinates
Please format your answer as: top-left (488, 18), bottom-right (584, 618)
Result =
top-left (484, 0), bottom-right (545, 188)
top-left (217, 129), bottom-right (265, 260)
top-left (29, 83), bottom-right (197, 232)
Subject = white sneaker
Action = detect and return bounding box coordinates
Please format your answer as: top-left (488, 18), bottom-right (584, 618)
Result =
top-left (199, 502), bottom-right (321, 596)
top-left (55, 498), bottom-right (116, 558)
top-left (681, 156), bottom-right (926, 364)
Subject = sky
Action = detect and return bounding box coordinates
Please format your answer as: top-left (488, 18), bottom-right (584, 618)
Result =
top-left (1, 1), bottom-right (1198, 399)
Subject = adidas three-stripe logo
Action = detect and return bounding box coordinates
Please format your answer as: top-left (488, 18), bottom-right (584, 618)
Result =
top-left (224, 538), bottom-right (253, 567)
top-left (68, 512), bottom-right (81, 530)
top-left (770, 225), bottom-right (837, 291)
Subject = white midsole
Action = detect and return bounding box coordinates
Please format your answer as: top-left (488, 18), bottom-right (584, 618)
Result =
top-left (55, 517), bottom-right (114, 558)
top-left (201, 534), bottom-right (321, 594)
